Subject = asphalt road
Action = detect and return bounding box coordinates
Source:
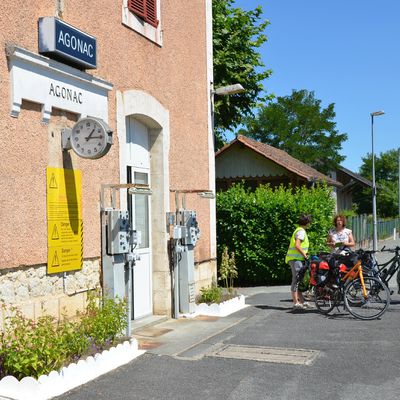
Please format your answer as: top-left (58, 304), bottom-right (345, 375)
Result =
top-left (56, 288), bottom-right (400, 400)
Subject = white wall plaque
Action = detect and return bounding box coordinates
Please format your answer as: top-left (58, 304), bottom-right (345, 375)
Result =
top-left (6, 45), bottom-right (113, 123)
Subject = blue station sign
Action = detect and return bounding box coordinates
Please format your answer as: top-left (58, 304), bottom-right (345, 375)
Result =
top-left (38, 17), bottom-right (97, 69)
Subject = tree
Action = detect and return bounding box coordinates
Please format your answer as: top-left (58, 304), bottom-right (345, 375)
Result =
top-left (213, 0), bottom-right (271, 147)
top-left (240, 89), bottom-right (348, 174)
top-left (354, 149), bottom-right (399, 218)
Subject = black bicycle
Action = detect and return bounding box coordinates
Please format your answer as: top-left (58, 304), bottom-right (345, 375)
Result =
top-left (376, 246), bottom-right (400, 294)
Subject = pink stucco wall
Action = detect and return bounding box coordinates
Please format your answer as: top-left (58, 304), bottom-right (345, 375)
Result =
top-left (0, 0), bottom-right (212, 269)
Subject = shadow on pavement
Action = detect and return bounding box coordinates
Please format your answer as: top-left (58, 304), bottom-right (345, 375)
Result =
top-left (254, 304), bottom-right (320, 314)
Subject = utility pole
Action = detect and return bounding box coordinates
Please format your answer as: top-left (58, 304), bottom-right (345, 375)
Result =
top-left (370, 111), bottom-right (384, 251)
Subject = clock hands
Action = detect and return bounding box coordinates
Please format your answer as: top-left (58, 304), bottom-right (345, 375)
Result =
top-left (85, 136), bottom-right (103, 139)
top-left (85, 128), bottom-right (95, 141)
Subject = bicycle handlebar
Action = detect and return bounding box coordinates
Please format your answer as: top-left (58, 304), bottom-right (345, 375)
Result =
top-left (356, 248), bottom-right (376, 254)
top-left (380, 246), bottom-right (400, 253)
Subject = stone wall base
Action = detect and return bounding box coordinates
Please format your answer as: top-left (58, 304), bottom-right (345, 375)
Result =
top-left (0, 259), bottom-right (101, 330)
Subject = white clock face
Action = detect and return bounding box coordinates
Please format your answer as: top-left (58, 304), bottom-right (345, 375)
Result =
top-left (71, 118), bottom-right (112, 159)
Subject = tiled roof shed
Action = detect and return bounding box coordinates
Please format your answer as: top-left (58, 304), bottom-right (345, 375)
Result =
top-left (215, 135), bottom-right (342, 189)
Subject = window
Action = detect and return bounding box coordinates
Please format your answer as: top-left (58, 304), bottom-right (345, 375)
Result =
top-left (127, 167), bottom-right (150, 249)
top-left (122, 0), bottom-right (162, 45)
top-left (128, 0), bottom-right (159, 28)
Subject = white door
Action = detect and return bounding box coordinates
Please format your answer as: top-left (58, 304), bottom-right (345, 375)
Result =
top-left (126, 118), bottom-right (152, 319)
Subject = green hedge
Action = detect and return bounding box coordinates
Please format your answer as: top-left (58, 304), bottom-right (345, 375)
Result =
top-left (216, 184), bottom-right (335, 285)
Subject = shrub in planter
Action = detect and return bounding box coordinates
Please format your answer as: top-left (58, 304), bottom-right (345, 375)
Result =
top-left (0, 292), bottom-right (128, 380)
top-left (0, 309), bottom-right (75, 380)
top-left (198, 285), bottom-right (223, 304)
top-left (79, 291), bottom-right (128, 350)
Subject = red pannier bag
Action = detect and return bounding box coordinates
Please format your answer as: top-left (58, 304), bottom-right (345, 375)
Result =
top-left (310, 261), bottom-right (318, 286)
top-left (316, 261), bottom-right (330, 286)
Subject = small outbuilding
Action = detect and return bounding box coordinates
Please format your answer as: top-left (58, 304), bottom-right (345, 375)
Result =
top-left (215, 135), bottom-right (341, 191)
top-left (328, 166), bottom-right (373, 211)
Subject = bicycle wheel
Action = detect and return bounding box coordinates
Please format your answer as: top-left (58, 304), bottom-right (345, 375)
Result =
top-left (396, 268), bottom-right (400, 294)
top-left (344, 276), bottom-right (390, 320)
top-left (314, 286), bottom-right (339, 314)
top-left (344, 279), bottom-right (363, 307)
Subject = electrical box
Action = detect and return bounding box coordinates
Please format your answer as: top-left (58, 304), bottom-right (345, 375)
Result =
top-left (181, 211), bottom-right (200, 247)
top-left (106, 210), bottom-right (130, 254)
top-left (166, 212), bottom-right (175, 228)
top-left (173, 226), bottom-right (183, 240)
top-left (130, 229), bottom-right (141, 247)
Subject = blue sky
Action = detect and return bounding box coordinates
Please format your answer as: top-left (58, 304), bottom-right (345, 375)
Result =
top-left (231, 0), bottom-right (400, 173)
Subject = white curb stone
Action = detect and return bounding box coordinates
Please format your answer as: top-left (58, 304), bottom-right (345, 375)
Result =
top-left (0, 338), bottom-right (145, 400)
top-left (182, 294), bottom-right (248, 318)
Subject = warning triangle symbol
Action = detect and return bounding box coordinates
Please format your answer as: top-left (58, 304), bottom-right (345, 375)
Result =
top-left (49, 174), bottom-right (58, 189)
top-left (52, 224), bottom-right (60, 240)
top-left (52, 250), bottom-right (60, 267)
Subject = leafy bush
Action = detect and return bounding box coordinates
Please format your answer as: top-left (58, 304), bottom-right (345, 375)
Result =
top-left (216, 183), bottom-right (335, 285)
top-left (198, 285), bottom-right (223, 304)
top-left (0, 292), bottom-right (127, 380)
top-left (0, 310), bottom-right (70, 379)
top-left (80, 291), bottom-right (128, 350)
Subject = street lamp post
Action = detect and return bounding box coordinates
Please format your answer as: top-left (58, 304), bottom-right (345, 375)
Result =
top-left (370, 110), bottom-right (385, 251)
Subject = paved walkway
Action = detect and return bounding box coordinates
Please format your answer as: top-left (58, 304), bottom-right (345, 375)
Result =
top-left (52, 236), bottom-right (400, 399)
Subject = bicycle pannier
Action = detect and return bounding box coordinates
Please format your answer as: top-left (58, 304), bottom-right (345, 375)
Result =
top-left (317, 261), bottom-right (330, 286)
top-left (310, 261), bottom-right (319, 286)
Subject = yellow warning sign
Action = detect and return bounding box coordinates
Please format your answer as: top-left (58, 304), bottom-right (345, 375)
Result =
top-left (47, 167), bottom-right (82, 220)
top-left (47, 220), bottom-right (83, 247)
top-left (49, 173), bottom-right (58, 189)
top-left (47, 245), bottom-right (83, 274)
top-left (47, 167), bottom-right (83, 274)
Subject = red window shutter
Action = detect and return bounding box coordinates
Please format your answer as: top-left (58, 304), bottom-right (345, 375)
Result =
top-left (128, 0), bottom-right (159, 28)
top-left (128, 0), bottom-right (146, 18)
top-left (145, 0), bottom-right (158, 27)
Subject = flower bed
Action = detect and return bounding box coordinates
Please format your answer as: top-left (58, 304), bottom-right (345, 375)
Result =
top-left (0, 339), bottom-right (145, 400)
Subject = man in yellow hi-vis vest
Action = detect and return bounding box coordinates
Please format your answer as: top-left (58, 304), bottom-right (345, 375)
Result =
top-left (285, 214), bottom-right (312, 309)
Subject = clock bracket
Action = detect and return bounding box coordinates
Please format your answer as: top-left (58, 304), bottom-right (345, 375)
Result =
top-left (61, 128), bottom-right (72, 151)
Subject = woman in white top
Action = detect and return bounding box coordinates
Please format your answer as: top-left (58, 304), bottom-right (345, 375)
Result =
top-left (327, 214), bottom-right (355, 250)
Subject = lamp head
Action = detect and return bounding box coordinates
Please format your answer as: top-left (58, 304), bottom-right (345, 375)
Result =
top-left (199, 191), bottom-right (215, 199)
top-left (213, 84), bottom-right (245, 96)
top-left (370, 111), bottom-right (385, 117)
top-left (128, 187), bottom-right (152, 196)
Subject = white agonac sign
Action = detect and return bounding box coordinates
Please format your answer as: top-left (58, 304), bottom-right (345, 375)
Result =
top-left (6, 45), bottom-right (112, 123)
